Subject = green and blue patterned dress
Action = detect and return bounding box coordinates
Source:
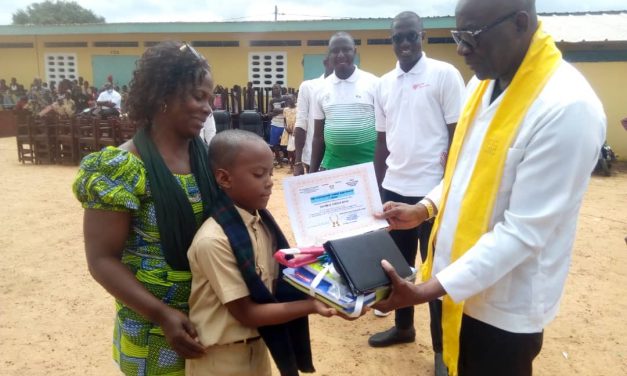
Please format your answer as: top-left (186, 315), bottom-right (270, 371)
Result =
top-left (73, 147), bottom-right (205, 376)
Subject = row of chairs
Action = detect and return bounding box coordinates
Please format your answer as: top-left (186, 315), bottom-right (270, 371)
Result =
top-left (15, 109), bottom-right (264, 165)
top-left (214, 85), bottom-right (297, 115)
top-left (213, 110), bottom-right (265, 139)
top-left (15, 112), bottom-right (136, 165)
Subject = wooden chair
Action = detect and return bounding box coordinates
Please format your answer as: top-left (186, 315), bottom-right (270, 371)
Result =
top-left (15, 111), bottom-right (35, 164)
top-left (230, 86), bottom-right (243, 114)
top-left (55, 116), bottom-right (78, 165)
top-left (31, 114), bottom-right (57, 164)
top-left (116, 118), bottom-right (136, 144)
top-left (77, 116), bottom-right (97, 159)
top-left (256, 88), bottom-right (265, 114)
top-left (95, 117), bottom-right (117, 150)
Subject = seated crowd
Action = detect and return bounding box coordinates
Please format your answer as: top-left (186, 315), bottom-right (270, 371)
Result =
top-left (0, 76), bottom-right (130, 118)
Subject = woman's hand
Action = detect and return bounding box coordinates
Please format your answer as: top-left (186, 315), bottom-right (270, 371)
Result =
top-left (84, 209), bottom-right (205, 359)
top-left (157, 306), bottom-right (206, 359)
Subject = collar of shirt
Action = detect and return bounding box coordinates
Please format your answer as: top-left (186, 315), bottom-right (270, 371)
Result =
top-left (235, 206), bottom-right (261, 228)
top-left (329, 66), bottom-right (360, 84)
top-left (394, 52), bottom-right (427, 78)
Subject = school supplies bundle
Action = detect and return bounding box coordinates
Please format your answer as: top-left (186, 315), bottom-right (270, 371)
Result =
top-left (282, 259), bottom-right (379, 317)
top-left (275, 231), bottom-right (416, 317)
top-left (323, 228), bottom-right (414, 295)
top-left (279, 163), bottom-right (415, 316)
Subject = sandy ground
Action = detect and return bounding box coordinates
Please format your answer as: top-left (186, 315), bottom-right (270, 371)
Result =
top-left (1, 135), bottom-right (626, 376)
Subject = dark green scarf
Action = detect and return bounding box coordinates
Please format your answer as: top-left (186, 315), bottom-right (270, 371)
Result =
top-left (133, 127), bottom-right (216, 270)
top-left (211, 189), bottom-right (314, 376)
top-left (134, 126), bottom-right (313, 374)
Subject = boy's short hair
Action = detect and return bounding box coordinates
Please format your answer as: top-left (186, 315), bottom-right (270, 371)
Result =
top-left (209, 129), bottom-right (267, 170)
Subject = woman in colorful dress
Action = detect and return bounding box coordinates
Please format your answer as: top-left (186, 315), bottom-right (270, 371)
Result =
top-left (73, 41), bottom-right (216, 375)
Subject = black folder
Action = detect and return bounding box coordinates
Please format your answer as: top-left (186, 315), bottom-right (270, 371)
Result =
top-left (323, 229), bottom-right (413, 295)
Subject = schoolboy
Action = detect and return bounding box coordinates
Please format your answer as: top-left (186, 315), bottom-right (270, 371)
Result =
top-left (186, 129), bottom-right (335, 376)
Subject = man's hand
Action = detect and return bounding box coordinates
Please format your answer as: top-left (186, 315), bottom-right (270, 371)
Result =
top-left (372, 260), bottom-right (420, 313)
top-left (157, 306), bottom-right (206, 358)
top-left (375, 201), bottom-right (429, 230)
top-left (374, 261), bottom-right (447, 314)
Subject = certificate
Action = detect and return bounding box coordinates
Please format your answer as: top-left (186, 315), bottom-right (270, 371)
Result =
top-left (282, 162), bottom-right (389, 246)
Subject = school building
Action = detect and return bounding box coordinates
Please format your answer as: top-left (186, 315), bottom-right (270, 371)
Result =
top-left (1, 12), bottom-right (626, 155)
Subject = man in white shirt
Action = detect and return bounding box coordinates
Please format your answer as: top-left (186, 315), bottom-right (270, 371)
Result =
top-left (369, 12), bottom-right (465, 376)
top-left (309, 32), bottom-right (379, 172)
top-left (373, 0), bottom-right (606, 375)
top-left (292, 57), bottom-right (334, 176)
top-left (200, 112), bottom-right (216, 144)
top-left (96, 82), bottom-right (122, 116)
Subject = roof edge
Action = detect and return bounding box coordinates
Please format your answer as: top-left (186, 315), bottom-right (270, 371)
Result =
top-left (0, 17), bottom-right (457, 36)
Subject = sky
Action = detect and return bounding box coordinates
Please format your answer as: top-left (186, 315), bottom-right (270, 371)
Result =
top-left (0, 0), bottom-right (626, 24)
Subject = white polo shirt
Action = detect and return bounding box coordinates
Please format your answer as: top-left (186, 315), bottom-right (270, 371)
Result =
top-left (295, 74), bottom-right (325, 165)
top-left (375, 53), bottom-right (465, 197)
top-left (313, 67), bottom-right (379, 169)
top-left (427, 61), bottom-right (606, 333)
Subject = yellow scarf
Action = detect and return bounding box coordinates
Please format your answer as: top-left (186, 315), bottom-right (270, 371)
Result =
top-left (421, 24), bottom-right (561, 376)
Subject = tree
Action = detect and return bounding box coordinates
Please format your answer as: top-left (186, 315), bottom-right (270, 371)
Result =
top-left (12, 1), bottom-right (105, 25)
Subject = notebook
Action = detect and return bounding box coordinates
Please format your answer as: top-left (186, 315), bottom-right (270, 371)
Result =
top-left (282, 262), bottom-right (377, 316)
top-left (323, 228), bottom-right (413, 295)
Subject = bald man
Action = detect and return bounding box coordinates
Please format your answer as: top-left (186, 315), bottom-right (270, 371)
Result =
top-left (369, 11), bottom-right (465, 376)
top-left (373, 0), bottom-right (606, 375)
top-left (309, 32), bottom-right (379, 172)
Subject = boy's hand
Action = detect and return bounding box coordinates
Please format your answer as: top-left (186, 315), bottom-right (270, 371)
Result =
top-left (335, 306), bottom-right (370, 321)
top-left (310, 298), bottom-right (337, 317)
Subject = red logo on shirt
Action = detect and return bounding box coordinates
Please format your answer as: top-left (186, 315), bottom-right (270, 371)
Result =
top-left (412, 83), bottom-right (430, 90)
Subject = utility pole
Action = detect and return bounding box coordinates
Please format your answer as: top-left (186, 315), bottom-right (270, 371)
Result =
top-left (274, 5), bottom-right (278, 21)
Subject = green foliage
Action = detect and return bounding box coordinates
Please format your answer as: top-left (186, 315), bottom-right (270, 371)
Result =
top-left (12, 1), bottom-right (105, 25)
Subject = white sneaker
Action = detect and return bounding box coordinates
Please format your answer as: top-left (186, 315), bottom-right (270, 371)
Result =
top-left (373, 309), bottom-right (391, 317)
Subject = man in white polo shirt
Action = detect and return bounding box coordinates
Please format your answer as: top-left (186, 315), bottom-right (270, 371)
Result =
top-left (309, 32), bottom-right (379, 172)
top-left (369, 11), bottom-right (465, 376)
top-left (292, 56), bottom-right (334, 176)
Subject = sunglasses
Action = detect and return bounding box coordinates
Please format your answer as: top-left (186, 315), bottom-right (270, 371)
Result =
top-left (391, 31), bottom-right (423, 44)
top-left (179, 42), bottom-right (205, 62)
top-left (450, 11), bottom-right (518, 50)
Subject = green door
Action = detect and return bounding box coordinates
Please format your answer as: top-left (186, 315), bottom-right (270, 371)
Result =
top-left (91, 55), bottom-right (139, 88)
top-left (302, 54), bottom-right (361, 81)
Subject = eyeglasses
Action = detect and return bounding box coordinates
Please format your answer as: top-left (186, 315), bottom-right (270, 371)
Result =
top-left (179, 42), bottom-right (205, 62)
top-left (450, 11), bottom-right (518, 50)
top-left (392, 31), bottom-right (423, 44)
